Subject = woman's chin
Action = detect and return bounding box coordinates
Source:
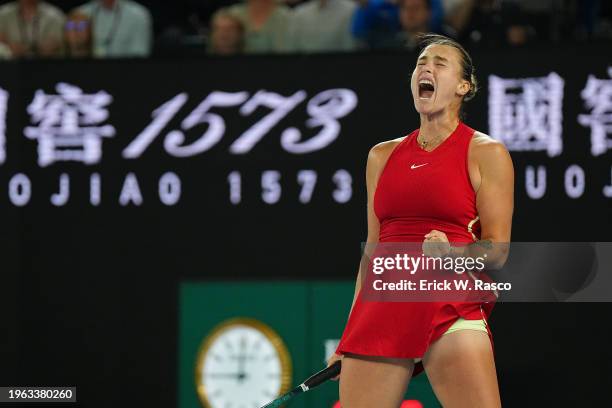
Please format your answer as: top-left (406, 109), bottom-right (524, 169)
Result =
top-left (414, 102), bottom-right (435, 115)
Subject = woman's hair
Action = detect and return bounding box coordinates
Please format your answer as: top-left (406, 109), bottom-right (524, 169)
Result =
top-left (417, 33), bottom-right (478, 102)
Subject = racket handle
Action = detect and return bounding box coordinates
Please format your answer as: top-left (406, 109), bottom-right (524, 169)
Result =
top-left (302, 360), bottom-right (342, 390)
top-left (260, 388), bottom-right (300, 408)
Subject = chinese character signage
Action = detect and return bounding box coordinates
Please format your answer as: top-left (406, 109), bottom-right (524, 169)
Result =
top-left (0, 53), bottom-right (609, 212)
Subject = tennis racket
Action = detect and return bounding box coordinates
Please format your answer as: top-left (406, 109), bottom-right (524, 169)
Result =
top-left (260, 360), bottom-right (342, 408)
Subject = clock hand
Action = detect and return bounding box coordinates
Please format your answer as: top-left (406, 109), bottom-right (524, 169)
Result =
top-left (237, 337), bottom-right (247, 382)
top-left (206, 372), bottom-right (243, 379)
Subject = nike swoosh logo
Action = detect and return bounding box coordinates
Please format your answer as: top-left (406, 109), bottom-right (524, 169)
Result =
top-left (410, 163), bottom-right (429, 169)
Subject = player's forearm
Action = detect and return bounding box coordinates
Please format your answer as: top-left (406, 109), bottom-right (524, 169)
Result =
top-left (452, 238), bottom-right (510, 270)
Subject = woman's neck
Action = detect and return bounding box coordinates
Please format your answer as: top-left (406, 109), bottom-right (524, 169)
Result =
top-left (419, 109), bottom-right (460, 140)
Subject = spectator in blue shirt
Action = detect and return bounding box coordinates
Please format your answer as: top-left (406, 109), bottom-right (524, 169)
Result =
top-left (352, 0), bottom-right (446, 49)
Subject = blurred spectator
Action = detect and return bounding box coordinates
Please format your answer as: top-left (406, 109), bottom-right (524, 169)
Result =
top-left (352, 0), bottom-right (446, 49)
top-left (0, 0), bottom-right (65, 58)
top-left (0, 43), bottom-right (11, 59)
top-left (574, 0), bottom-right (612, 40)
top-left (458, 0), bottom-right (536, 47)
top-left (287, 0), bottom-right (357, 53)
top-left (499, 2), bottom-right (534, 46)
top-left (442, 0), bottom-right (476, 35)
top-left (593, 0), bottom-right (612, 40)
top-left (64, 10), bottom-right (93, 58)
top-left (76, 0), bottom-right (152, 58)
top-left (208, 10), bottom-right (244, 55)
top-left (396, 0), bottom-right (439, 49)
top-left (352, 0), bottom-right (401, 48)
top-left (225, 0), bottom-right (291, 53)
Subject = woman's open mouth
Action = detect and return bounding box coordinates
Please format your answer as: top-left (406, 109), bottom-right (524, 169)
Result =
top-left (419, 80), bottom-right (435, 99)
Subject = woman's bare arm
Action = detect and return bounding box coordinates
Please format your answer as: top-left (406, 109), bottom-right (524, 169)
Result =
top-left (464, 132), bottom-right (514, 267)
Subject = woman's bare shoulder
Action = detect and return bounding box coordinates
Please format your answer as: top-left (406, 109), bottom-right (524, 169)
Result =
top-left (470, 131), bottom-right (510, 158)
top-left (470, 131), bottom-right (513, 172)
top-left (368, 137), bottom-right (406, 166)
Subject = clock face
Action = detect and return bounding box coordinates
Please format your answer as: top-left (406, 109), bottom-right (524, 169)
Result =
top-left (195, 319), bottom-right (292, 408)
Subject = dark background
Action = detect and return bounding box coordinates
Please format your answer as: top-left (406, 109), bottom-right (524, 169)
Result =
top-left (0, 46), bottom-right (611, 407)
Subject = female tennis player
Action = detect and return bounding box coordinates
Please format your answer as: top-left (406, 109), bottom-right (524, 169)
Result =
top-left (327, 34), bottom-right (514, 407)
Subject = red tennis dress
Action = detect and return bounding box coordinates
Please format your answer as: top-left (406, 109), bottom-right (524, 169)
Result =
top-left (335, 121), bottom-right (495, 376)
